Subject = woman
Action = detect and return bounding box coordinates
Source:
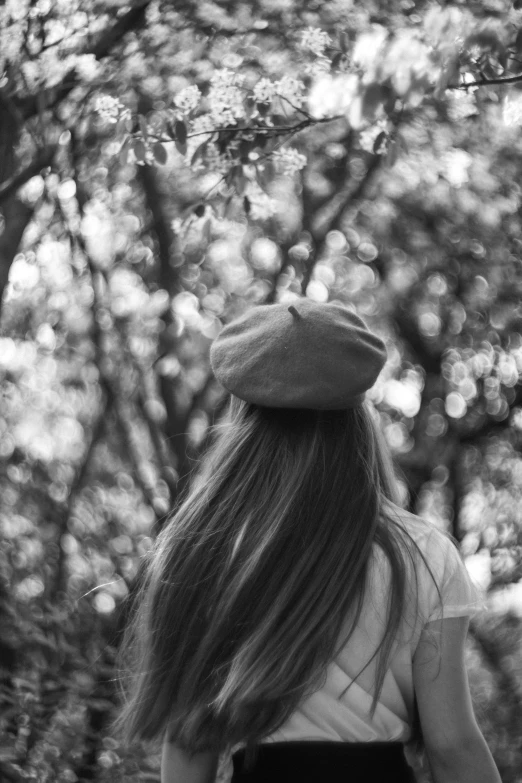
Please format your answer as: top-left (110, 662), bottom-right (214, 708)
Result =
top-left (115, 299), bottom-right (500, 783)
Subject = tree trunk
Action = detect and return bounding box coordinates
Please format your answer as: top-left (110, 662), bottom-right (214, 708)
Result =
top-left (0, 196), bottom-right (34, 312)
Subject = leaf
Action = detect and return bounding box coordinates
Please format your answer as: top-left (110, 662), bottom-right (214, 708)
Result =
top-left (352, 82), bottom-right (386, 127)
top-left (255, 162), bottom-right (273, 190)
top-left (465, 30), bottom-right (501, 52)
top-left (255, 132), bottom-right (269, 149)
top-left (202, 217), bottom-right (212, 244)
top-left (166, 121), bottom-right (177, 139)
top-left (230, 166), bottom-right (247, 195)
top-left (271, 113), bottom-right (287, 126)
top-left (152, 142), bottom-right (167, 164)
top-left (385, 139), bottom-right (399, 168)
top-left (194, 204), bottom-right (205, 217)
top-left (119, 137), bottom-right (132, 165)
top-left (515, 0), bottom-right (522, 9)
top-left (464, 28), bottom-right (507, 67)
top-left (238, 139), bottom-right (253, 162)
top-left (243, 196), bottom-right (251, 215)
top-left (115, 115), bottom-right (131, 136)
top-left (373, 131), bottom-right (387, 154)
top-left (217, 128), bottom-right (239, 155)
top-left (175, 120), bottom-right (187, 144)
top-left (256, 101), bottom-right (271, 116)
top-left (175, 139), bottom-right (188, 156)
top-left (133, 139), bottom-right (147, 162)
top-left (381, 84), bottom-right (396, 114)
top-left (434, 54), bottom-right (460, 97)
top-left (340, 31), bottom-right (351, 53)
top-left (190, 141), bottom-right (207, 165)
top-left (243, 96), bottom-right (256, 115)
top-left (331, 52), bottom-right (348, 70)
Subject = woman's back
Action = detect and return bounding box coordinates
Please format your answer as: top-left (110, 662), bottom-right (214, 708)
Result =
top-left (212, 505), bottom-right (484, 780)
top-left (116, 300), bottom-right (500, 783)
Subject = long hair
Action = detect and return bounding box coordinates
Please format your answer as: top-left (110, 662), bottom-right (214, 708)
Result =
top-left (114, 396), bottom-right (434, 754)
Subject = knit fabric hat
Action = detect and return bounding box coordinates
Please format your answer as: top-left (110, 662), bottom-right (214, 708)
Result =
top-left (209, 299), bottom-right (387, 410)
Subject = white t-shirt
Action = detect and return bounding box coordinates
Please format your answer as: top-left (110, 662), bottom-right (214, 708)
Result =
top-left (216, 507), bottom-right (484, 782)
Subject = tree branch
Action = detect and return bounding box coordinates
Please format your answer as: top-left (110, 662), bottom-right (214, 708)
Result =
top-left (50, 395), bottom-right (110, 599)
top-left (299, 151), bottom-right (385, 294)
top-left (137, 164), bottom-right (193, 495)
top-left (0, 197), bottom-right (35, 308)
top-left (16, 0), bottom-right (152, 121)
top-left (0, 145), bottom-right (57, 205)
top-left (136, 385), bottom-right (179, 494)
top-left (310, 151), bottom-right (381, 243)
top-left (113, 394), bottom-right (169, 521)
top-left (449, 72), bottom-right (522, 89)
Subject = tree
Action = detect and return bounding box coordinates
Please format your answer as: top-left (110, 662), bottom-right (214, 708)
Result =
top-left (0, 1), bottom-right (521, 780)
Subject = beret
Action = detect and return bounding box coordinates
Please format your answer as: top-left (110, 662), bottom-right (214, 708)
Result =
top-left (210, 299), bottom-right (387, 410)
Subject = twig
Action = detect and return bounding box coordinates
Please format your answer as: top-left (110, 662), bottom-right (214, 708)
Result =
top-left (448, 72), bottom-right (522, 89)
top-left (49, 396), bottom-right (110, 599)
top-left (112, 394), bottom-right (169, 522)
top-left (136, 386), bottom-right (179, 499)
top-left (112, 313), bottom-right (180, 512)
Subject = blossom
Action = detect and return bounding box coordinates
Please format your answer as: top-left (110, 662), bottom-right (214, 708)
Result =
top-left (174, 85), bottom-right (202, 114)
top-left (273, 75), bottom-right (305, 108)
top-left (447, 89), bottom-right (478, 121)
top-left (205, 143), bottom-right (235, 176)
top-left (190, 114), bottom-right (215, 139)
top-left (94, 94), bottom-right (124, 123)
top-left (300, 27), bottom-right (332, 57)
top-left (207, 69), bottom-right (246, 125)
top-left (304, 58), bottom-right (332, 78)
top-left (352, 26), bottom-right (388, 74)
top-left (252, 78), bottom-right (276, 103)
top-left (272, 147), bottom-right (307, 176)
top-left (244, 181), bottom-right (277, 220)
top-left (308, 73), bottom-right (359, 119)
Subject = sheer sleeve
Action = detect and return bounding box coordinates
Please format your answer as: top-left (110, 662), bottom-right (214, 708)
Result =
top-left (424, 531), bottom-right (486, 624)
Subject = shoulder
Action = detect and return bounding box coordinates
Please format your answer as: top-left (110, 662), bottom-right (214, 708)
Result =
top-left (371, 502), bottom-right (447, 612)
top-left (380, 500), bottom-right (453, 569)
top-left (382, 502), bottom-right (485, 626)
top-left (391, 506), bottom-right (465, 584)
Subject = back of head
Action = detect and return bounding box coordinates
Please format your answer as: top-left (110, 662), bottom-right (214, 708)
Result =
top-left (116, 393), bottom-right (409, 754)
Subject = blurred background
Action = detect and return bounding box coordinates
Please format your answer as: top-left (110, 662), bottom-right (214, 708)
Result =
top-left (0, 1), bottom-right (521, 781)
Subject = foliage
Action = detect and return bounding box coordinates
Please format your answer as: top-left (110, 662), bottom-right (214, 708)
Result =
top-left (0, 0), bottom-right (522, 780)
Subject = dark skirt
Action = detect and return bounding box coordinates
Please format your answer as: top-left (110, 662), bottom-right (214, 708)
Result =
top-left (231, 741), bottom-right (417, 783)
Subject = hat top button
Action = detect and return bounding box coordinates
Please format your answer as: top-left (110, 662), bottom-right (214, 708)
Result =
top-left (288, 305), bottom-right (302, 320)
